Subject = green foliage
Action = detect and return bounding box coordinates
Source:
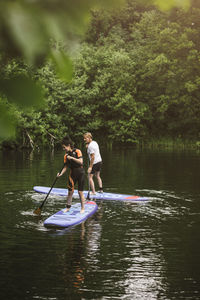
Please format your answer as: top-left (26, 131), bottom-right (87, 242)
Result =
top-left (1, 0), bottom-right (200, 148)
top-left (80, 0), bottom-right (200, 141)
top-left (0, 0), bottom-right (126, 141)
top-left (0, 98), bottom-right (18, 140)
top-left (0, 75), bottom-right (44, 109)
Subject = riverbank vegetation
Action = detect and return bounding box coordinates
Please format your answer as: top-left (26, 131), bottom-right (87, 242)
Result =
top-left (0, 0), bottom-right (200, 149)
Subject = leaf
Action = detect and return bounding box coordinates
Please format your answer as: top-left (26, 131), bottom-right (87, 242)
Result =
top-left (0, 75), bottom-right (45, 109)
top-left (50, 50), bottom-right (73, 82)
top-left (4, 2), bottom-right (47, 64)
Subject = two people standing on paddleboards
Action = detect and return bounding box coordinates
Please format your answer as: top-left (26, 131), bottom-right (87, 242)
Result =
top-left (57, 133), bottom-right (103, 213)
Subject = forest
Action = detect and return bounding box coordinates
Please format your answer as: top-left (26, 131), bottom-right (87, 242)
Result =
top-left (0, 0), bottom-right (200, 149)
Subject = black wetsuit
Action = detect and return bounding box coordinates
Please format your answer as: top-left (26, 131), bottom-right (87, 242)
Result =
top-left (64, 148), bottom-right (85, 192)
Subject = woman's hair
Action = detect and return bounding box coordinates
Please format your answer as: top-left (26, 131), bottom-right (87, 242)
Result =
top-left (61, 138), bottom-right (74, 147)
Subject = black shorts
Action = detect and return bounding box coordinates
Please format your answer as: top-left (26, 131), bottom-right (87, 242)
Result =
top-left (91, 161), bottom-right (102, 174)
top-left (68, 168), bottom-right (85, 192)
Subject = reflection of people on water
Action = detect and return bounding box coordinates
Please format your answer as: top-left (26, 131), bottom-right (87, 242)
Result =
top-left (59, 222), bottom-right (85, 295)
top-left (55, 206), bottom-right (104, 297)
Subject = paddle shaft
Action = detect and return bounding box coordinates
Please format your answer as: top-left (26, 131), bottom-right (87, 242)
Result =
top-left (34, 165), bottom-right (64, 213)
top-left (39, 176), bottom-right (58, 209)
top-left (87, 173), bottom-right (90, 200)
top-left (86, 154), bottom-right (91, 200)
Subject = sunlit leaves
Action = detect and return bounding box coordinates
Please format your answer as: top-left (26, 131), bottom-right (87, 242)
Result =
top-left (153, 0), bottom-right (191, 11)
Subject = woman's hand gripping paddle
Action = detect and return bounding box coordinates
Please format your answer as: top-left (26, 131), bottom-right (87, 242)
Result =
top-left (33, 166), bottom-right (64, 215)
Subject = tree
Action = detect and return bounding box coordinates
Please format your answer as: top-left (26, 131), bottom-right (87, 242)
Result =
top-left (0, 0), bottom-right (125, 141)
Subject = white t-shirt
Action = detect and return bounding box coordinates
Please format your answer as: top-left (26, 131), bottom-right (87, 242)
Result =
top-left (87, 141), bottom-right (102, 164)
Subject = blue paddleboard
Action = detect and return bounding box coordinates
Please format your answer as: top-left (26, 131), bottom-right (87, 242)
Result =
top-left (44, 201), bottom-right (98, 228)
top-left (33, 186), bottom-right (149, 201)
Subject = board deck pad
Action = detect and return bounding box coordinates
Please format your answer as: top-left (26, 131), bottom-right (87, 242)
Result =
top-left (44, 201), bottom-right (98, 228)
top-left (34, 186), bottom-right (149, 201)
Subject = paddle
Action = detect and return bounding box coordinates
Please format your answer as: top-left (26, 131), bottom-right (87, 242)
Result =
top-left (33, 166), bottom-right (64, 215)
top-left (86, 173), bottom-right (91, 200)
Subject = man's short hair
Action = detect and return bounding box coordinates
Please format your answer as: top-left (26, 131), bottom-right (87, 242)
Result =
top-left (84, 132), bottom-right (93, 139)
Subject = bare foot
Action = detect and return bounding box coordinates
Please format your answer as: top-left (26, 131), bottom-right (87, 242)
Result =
top-left (63, 208), bottom-right (70, 213)
top-left (80, 209), bottom-right (85, 214)
top-left (90, 192), bottom-right (96, 195)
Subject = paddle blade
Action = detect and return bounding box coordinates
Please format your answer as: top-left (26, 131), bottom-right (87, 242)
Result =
top-left (33, 207), bottom-right (42, 215)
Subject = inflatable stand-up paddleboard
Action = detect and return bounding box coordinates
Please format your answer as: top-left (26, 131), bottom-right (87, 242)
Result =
top-left (34, 186), bottom-right (149, 201)
top-left (44, 201), bottom-right (98, 228)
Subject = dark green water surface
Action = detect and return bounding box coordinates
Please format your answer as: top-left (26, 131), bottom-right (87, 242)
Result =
top-left (0, 147), bottom-right (200, 299)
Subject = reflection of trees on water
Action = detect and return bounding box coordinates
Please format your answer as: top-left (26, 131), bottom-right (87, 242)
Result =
top-left (120, 234), bottom-right (166, 299)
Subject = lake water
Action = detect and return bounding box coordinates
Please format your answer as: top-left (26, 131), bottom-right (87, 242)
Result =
top-left (0, 147), bottom-right (200, 299)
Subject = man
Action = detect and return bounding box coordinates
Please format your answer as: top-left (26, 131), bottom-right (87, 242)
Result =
top-left (83, 132), bottom-right (103, 194)
top-left (57, 138), bottom-right (85, 213)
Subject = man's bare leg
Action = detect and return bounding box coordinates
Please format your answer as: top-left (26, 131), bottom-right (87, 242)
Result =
top-left (79, 191), bottom-right (85, 213)
top-left (89, 173), bottom-right (96, 194)
top-left (95, 171), bottom-right (103, 192)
